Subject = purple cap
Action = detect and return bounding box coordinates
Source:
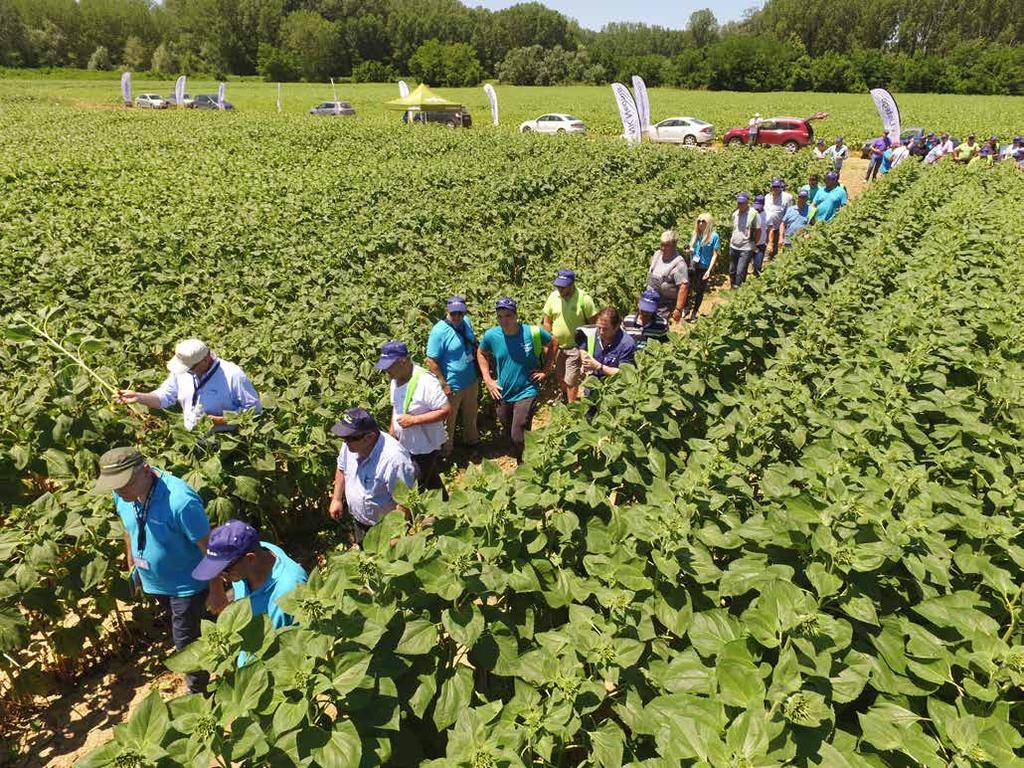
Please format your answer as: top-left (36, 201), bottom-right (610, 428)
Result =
top-left (191, 519), bottom-right (259, 581)
top-left (771, 177), bottom-right (783, 188)
top-left (825, 171), bottom-right (839, 182)
top-left (638, 289), bottom-right (659, 313)
top-left (446, 296), bottom-right (467, 313)
top-left (980, 146), bottom-right (991, 156)
top-left (374, 340), bottom-right (409, 370)
top-left (798, 189), bottom-right (808, 198)
top-left (496, 297), bottom-right (517, 313)
top-left (331, 407), bottom-right (379, 438)
top-left (1015, 136), bottom-right (1023, 143)
top-left (990, 135), bottom-right (998, 141)
top-left (553, 268), bottom-right (576, 288)
top-left (736, 192), bottom-right (749, 203)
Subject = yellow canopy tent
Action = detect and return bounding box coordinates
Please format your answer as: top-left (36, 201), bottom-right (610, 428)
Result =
top-left (384, 84), bottom-right (461, 112)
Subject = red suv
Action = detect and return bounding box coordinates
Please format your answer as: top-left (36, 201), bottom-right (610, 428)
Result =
top-left (722, 116), bottom-right (816, 152)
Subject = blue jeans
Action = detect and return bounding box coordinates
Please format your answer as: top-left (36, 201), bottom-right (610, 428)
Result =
top-left (752, 244), bottom-right (766, 276)
top-left (866, 155), bottom-right (882, 180)
top-left (729, 247), bottom-right (753, 287)
top-left (156, 590), bottom-right (210, 693)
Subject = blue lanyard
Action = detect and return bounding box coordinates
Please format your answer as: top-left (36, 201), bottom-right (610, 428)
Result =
top-left (191, 359), bottom-right (221, 408)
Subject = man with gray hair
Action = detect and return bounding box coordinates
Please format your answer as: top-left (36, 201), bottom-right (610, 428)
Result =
top-left (116, 338), bottom-right (261, 430)
top-left (646, 229), bottom-right (690, 323)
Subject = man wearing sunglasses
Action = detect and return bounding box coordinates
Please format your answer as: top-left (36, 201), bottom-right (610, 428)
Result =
top-left (192, 520), bottom-right (307, 649)
top-left (115, 338), bottom-right (261, 431)
top-left (93, 446), bottom-right (218, 694)
top-left (328, 408), bottom-right (417, 544)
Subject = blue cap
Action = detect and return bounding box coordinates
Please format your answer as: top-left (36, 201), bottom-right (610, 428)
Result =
top-left (825, 171), bottom-right (839, 182)
top-left (374, 340), bottom-right (409, 370)
top-left (638, 289), bottom-right (659, 313)
top-left (736, 192), bottom-right (749, 203)
top-left (553, 268), bottom-right (576, 288)
top-left (446, 296), bottom-right (467, 313)
top-left (753, 194), bottom-right (765, 210)
top-left (331, 407), bottom-right (380, 438)
top-left (771, 177), bottom-right (783, 188)
top-left (496, 297), bottom-right (517, 313)
top-left (798, 188), bottom-right (808, 198)
top-left (191, 519), bottom-right (259, 581)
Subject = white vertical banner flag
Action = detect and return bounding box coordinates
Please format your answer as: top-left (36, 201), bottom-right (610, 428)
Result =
top-left (869, 88), bottom-right (901, 139)
top-left (276, 83), bottom-right (282, 113)
top-left (483, 83), bottom-right (498, 126)
top-left (398, 80), bottom-right (410, 98)
top-left (330, 77), bottom-right (338, 103)
top-left (611, 83), bottom-right (641, 145)
top-left (174, 75), bottom-right (186, 107)
top-left (121, 71), bottom-right (132, 105)
top-left (631, 75), bottom-right (651, 135)
top-left (217, 82), bottom-right (226, 110)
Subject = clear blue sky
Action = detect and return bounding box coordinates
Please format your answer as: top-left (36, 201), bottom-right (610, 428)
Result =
top-left (462, 0), bottom-right (760, 30)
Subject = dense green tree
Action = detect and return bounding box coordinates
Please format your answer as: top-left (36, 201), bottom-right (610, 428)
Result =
top-left (687, 9), bottom-right (719, 48)
top-left (408, 38), bottom-right (482, 86)
top-left (280, 9), bottom-right (340, 81)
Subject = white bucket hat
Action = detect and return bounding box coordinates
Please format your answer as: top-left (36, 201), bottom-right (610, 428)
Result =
top-left (167, 338), bottom-right (210, 374)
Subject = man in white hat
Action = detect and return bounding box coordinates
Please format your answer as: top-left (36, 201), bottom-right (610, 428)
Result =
top-left (115, 338), bottom-right (261, 430)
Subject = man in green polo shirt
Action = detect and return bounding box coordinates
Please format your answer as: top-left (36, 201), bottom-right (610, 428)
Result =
top-left (542, 268), bottom-right (597, 403)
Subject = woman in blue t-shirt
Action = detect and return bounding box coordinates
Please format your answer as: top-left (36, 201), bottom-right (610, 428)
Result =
top-left (687, 212), bottom-right (720, 323)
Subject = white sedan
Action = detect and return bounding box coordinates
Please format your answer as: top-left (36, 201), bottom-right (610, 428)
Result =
top-left (135, 93), bottom-right (168, 109)
top-left (519, 114), bottom-right (586, 134)
top-left (649, 116), bottom-right (714, 146)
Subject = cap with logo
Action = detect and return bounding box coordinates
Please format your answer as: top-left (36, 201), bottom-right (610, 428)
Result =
top-left (92, 446), bottom-right (145, 494)
top-left (638, 289), bottom-right (660, 313)
top-left (495, 297), bottom-right (518, 313)
top-left (553, 268), bottom-right (576, 288)
top-left (167, 338), bottom-right (210, 374)
top-left (446, 296), bottom-right (468, 313)
top-left (374, 340), bottom-right (409, 370)
top-left (770, 177), bottom-right (783, 188)
top-left (736, 192), bottom-right (749, 203)
top-left (191, 519), bottom-right (260, 581)
top-left (330, 407), bottom-right (380, 438)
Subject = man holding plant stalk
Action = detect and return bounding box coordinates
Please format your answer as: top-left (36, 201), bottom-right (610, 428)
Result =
top-left (115, 338), bottom-right (261, 431)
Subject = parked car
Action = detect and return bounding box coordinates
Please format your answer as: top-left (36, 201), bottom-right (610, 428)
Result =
top-left (519, 114), bottom-right (586, 134)
top-left (164, 93), bottom-right (195, 108)
top-left (190, 94), bottom-right (234, 111)
top-left (649, 116), bottom-right (714, 146)
top-left (134, 93), bottom-right (168, 109)
top-left (722, 116), bottom-right (816, 152)
top-left (407, 109), bottom-right (471, 128)
top-left (309, 101), bottom-right (355, 116)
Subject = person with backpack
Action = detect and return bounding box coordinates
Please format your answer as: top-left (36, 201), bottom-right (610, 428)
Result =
top-left (426, 296), bottom-right (480, 456)
top-left (376, 341), bottom-right (451, 490)
top-left (542, 269), bottom-right (597, 404)
top-left (478, 297), bottom-right (556, 463)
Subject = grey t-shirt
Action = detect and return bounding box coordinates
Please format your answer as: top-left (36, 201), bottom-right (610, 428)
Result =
top-left (647, 249), bottom-right (689, 307)
top-left (730, 208), bottom-right (760, 251)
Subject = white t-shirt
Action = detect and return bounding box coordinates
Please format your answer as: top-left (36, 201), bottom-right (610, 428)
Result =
top-left (890, 146), bottom-right (910, 167)
top-left (763, 190), bottom-right (793, 227)
top-left (756, 211), bottom-right (768, 246)
top-left (390, 365), bottom-right (448, 455)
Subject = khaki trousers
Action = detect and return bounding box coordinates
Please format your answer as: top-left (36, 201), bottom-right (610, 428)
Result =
top-left (445, 380), bottom-right (480, 453)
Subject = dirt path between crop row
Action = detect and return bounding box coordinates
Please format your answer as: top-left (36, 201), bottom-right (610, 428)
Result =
top-left (8, 154), bottom-right (878, 768)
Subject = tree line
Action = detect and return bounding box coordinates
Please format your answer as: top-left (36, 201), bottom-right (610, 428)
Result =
top-left (0, 0), bottom-right (1021, 95)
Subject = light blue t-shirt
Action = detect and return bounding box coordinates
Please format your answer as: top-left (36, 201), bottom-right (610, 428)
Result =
top-left (880, 148), bottom-right (893, 174)
top-left (812, 186), bottom-right (848, 223)
top-left (231, 542), bottom-right (307, 629)
top-left (426, 317), bottom-right (477, 392)
top-left (691, 231), bottom-right (720, 269)
top-left (336, 432), bottom-right (417, 527)
top-left (781, 203), bottom-right (815, 243)
top-left (479, 324), bottom-right (552, 403)
top-left (115, 470), bottom-right (210, 597)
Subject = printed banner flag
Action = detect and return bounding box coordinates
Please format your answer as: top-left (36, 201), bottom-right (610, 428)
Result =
top-left (174, 75), bottom-right (186, 107)
top-left (483, 83), bottom-right (498, 126)
top-left (869, 88), bottom-right (901, 140)
top-left (398, 80), bottom-right (410, 98)
top-left (631, 75), bottom-right (651, 134)
top-left (611, 83), bottom-right (641, 145)
top-left (330, 77), bottom-right (338, 104)
top-left (121, 71), bottom-right (132, 105)
top-left (277, 83), bottom-right (282, 113)
top-left (217, 82), bottom-right (226, 110)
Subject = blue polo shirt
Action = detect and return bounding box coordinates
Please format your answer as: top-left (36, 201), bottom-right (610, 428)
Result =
top-left (580, 328), bottom-right (637, 378)
top-left (231, 542), bottom-right (307, 629)
top-left (812, 186), bottom-right (848, 223)
top-left (479, 324), bottom-right (552, 403)
top-left (781, 203), bottom-right (815, 244)
top-left (426, 317), bottom-right (477, 392)
top-left (115, 470), bottom-right (210, 597)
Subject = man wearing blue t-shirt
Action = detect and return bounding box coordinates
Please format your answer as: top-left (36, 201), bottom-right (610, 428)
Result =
top-left (812, 172), bottom-right (849, 223)
top-left (94, 446), bottom-right (216, 693)
top-left (192, 519), bottom-right (307, 637)
top-left (426, 296), bottom-right (480, 455)
top-left (477, 297), bottom-right (556, 463)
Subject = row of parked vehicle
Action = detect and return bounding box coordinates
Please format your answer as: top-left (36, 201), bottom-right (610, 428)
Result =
top-left (135, 93), bottom-right (234, 110)
top-left (518, 113), bottom-right (716, 145)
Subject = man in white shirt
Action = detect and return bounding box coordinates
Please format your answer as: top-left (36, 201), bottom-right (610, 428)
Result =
top-left (889, 141), bottom-right (910, 168)
top-left (762, 178), bottom-right (793, 258)
top-left (116, 338), bottom-right (261, 431)
top-left (376, 341), bottom-right (451, 490)
top-left (824, 136), bottom-right (849, 178)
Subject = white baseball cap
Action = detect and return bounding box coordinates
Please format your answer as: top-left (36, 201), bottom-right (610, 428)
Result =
top-left (167, 338), bottom-right (210, 374)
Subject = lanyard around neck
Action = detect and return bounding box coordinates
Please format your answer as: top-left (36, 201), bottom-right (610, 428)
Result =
top-left (191, 359), bottom-right (221, 407)
top-left (134, 473), bottom-right (157, 555)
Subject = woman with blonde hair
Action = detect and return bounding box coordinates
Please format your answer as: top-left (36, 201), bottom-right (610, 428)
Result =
top-left (687, 212), bottom-right (720, 322)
